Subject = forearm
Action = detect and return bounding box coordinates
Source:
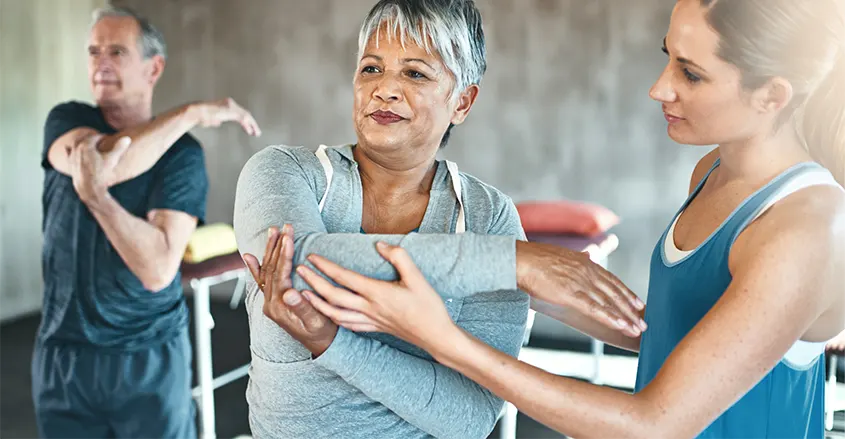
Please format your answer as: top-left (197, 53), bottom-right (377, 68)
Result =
top-left (97, 103), bottom-right (199, 186)
top-left (85, 193), bottom-right (179, 291)
top-left (314, 328), bottom-right (502, 439)
top-left (431, 327), bottom-right (659, 439)
top-left (289, 232), bottom-right (517, 299)
top-left (531, 298), bottom-right (642, 352)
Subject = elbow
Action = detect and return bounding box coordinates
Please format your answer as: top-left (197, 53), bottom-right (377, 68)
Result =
top-left (455, 400), bottom-right (502, 439)
top-left (142, 264), bottom-right (180, 293)
top-left (142, 275), bottom-right (174, 293)
top-left (623, 397), bottom-right (675, 439)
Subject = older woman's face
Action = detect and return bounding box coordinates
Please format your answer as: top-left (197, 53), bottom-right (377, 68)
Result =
top-left (353, 27), bottom-right (475, 155)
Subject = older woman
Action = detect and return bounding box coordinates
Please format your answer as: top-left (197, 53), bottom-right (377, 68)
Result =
top-left (234, 1), bottom-right (643, 438)
top-left (294, 0), bottom-right (845, 438)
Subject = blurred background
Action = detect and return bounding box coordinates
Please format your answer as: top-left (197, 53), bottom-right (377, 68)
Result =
top-left (1, 0), bottom-right (726, 438)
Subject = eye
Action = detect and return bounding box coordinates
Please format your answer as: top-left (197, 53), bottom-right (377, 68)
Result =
top-left (361, 65), bottom-right (380, 74)
top-left (406, 70), bottom-right (427, 79)
top-left (661, 45), bottom-right (669, 56)
top-left (682, 68), bottom-right (701, 83)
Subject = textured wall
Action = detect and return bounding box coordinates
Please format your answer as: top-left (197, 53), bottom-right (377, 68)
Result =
top-left (4, 0), bottom-right (707, 335)
top-left (0, 0), bottom-right (108, 322)
top-left (109, 0), bottom-right (705, 338)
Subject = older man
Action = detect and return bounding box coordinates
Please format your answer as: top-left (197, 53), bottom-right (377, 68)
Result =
top-left (32, 6), bottom-right (260, 438)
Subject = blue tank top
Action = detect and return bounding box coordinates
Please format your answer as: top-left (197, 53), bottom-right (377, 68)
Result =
top-left (635, 159), bottom-right (826, 438)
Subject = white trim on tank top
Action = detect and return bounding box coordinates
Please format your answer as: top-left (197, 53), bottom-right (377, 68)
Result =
top-left (663, 166), bottom-right (843, 367)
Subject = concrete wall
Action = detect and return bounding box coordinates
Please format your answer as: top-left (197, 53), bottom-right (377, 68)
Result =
top-left (3, 0), bottom-right (707, 336)
top-left (0, 0), bottom-right (108, 322)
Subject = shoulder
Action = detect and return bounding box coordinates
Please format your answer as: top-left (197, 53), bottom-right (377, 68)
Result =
top-left (733, 181), bottom-right (845, 277)
top-left (158, 133), bottom-right (206, 169)
top-left (688, 147), bottom-right (720, 195)
top-left (459, 170), bottom-right (515, 211)
top-left (47, 100), bottom-right (97, 117)
top-left (241, 144), bottom-right (324, 176)
top-left (44, 101), bottom-right (101, 130)
top-left (455, 168), bottom-right (523, 238)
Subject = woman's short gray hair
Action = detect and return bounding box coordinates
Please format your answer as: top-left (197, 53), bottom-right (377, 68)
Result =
top-left (91, 6), bottom-right (167, 60)
top-left (357, 0), bottom-right (487, 96)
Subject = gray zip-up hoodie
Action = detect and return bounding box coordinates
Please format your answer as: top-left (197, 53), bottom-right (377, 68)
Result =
top-left (233, 144), bottom-right (528, 439)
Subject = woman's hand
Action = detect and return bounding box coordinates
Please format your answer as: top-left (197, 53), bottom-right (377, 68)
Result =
top-left (242, 225), bottom-right (338, 358)
top-left (294, 242), bottom-right (458, 351)
top-left (516, 241), bottom-right (646, 337)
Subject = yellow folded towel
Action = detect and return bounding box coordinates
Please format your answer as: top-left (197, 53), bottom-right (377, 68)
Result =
top-left (183, 223), bottom-right (239, 263)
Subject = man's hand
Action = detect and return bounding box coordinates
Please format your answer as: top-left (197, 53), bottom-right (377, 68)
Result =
top-left (243, 225), bottom-right (338, 357)
top-left (191, 97), bottom-right (262, 137)
top-left (69, 134), bottom-right (132, 205)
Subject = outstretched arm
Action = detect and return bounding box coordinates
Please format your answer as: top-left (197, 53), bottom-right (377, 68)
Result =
top-left (44, 98), bottom-right (259, 186)
top-left (233, 146), bottom-right (518, 298)
top-left (300, 201), bottom-right (530, 439)
top-left (312, 187), bottom-right (843, 439)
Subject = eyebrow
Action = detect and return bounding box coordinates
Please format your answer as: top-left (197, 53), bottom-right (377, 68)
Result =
top-left (663, 37), bottom-right (708, 73)
top-left (361, 54), bottom-right (436, 71)
top-left (88, 44), bottom-right (129, 51)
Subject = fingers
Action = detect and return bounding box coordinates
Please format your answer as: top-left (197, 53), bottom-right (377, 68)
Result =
top-left (257, 227), bottom-right (281, 290)
top-left (240, 111), bottom-right (262, 137)
top-left (303, 291), bottom-right (378, 328)
top-left (243, 253), bottom-right (262, 285)
top-left (306, 254), bottom-right (384, 300)
top-left (375, 242), bottom-right (427, 287)
top-left (267, 231), bottom-right (285, 299)
top-left (282, 289), bottom-right (329, 332)
top-left (104, 136), bottom-right (132, 169)
top-left (296, 265), bottom-right (371, 312)
top-left (278, 225), bottom-right (295, 290)
top-left (572, 290), bottom-right (632, 333)
top-left (593, 268), bottom-right (647, 331)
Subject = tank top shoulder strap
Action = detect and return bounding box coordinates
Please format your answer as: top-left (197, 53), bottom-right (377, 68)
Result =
top-left (722, 161), bottom-right (829, 245)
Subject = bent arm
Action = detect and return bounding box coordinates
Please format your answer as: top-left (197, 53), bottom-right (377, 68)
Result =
top-left (46, 103), bottom-right (200, 185)
top-left (422, 200), bottom-right (843, 438)
top-left (87, 144), bottom-right (208, 292)
top-left (88, 200), bottom-right (198, 291)
top-left (233, 146), bottom-right (517, 299)
top-left (310, 199), bottom-right (531, 439)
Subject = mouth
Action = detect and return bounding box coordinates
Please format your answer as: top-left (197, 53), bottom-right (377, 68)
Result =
top-left (369, 110), bottom-right (405, 125)
top-left (662, 106), bottom-right (684, 124)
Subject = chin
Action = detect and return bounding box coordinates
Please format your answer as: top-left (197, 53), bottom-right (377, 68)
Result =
top-left (666, 125), bottom-right (713, 146)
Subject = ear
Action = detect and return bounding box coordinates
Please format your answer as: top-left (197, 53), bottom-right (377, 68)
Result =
top-left (450, 84), bottom-right (480, 126)
top-left (147, 55), bottom-right (166, 86)
top-left (751, 77), bottom-right (793, 114)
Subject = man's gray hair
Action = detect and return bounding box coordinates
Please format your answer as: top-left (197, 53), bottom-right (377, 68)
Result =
top-left (91, 6), bottom-right (167, 60)
top-left (357, 0), bottom-right (487, 96)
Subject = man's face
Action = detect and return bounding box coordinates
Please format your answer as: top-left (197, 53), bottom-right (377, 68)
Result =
top-left (87, 16), bottom-right (162, 105)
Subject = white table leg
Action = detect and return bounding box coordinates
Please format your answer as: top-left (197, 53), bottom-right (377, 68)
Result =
top-left (827, 355), bottom-right (837, 431)
top-left (499, 402), bottom-right (518, 439)
top-left (192, 278), bottom-right (217, 439)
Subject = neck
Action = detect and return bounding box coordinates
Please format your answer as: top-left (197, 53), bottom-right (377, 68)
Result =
top-left (716, 125), bottom-right (812, 187)
top-left (98, 94), bottom-right (153, 130)
top-left (354, 144), bottom-right (439, 199)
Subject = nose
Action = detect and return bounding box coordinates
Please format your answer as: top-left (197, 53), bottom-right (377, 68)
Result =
top-left (649, 65), bottom-right (677, 103)
top-left (373, 74), bottom-right (402, 103)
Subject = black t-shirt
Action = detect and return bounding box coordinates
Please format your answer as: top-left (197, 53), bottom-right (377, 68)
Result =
top-left (39, 101), bottom-right (209, 350)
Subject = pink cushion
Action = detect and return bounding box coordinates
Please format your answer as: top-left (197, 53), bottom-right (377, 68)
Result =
top-left (516, 201), bottom-right (620, 237)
